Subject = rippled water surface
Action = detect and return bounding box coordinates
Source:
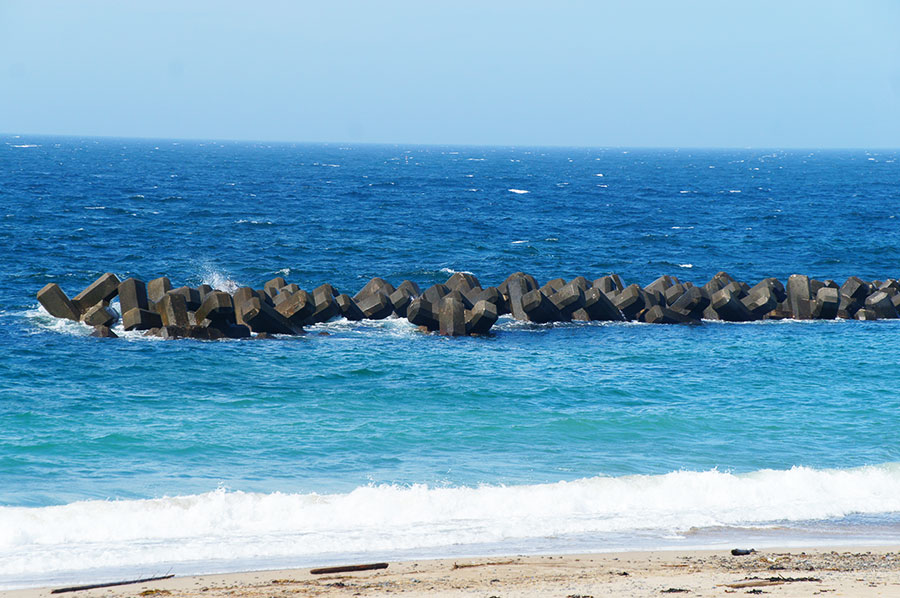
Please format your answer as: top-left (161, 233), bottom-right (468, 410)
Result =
top-left (1, 137), bottom-right (899, 587)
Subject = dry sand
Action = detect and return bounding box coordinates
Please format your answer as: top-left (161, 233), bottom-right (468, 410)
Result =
top-left (5, 547), bottom-right (900, 598)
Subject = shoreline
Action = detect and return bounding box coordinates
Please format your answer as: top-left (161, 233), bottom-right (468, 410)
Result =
top-left (5, 546), bottom-right (900, 598)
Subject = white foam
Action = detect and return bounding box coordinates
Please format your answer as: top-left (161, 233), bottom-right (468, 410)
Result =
top-left (24, 306), bottom-right (92, 336)
top-left (2, 465), bottom-right (899, 587)
top-left (511, 240), bottom-right (528, 244)
top-left (198, 266), bottom-right (242, 294)
top-left (678, 263), bottom-right (694, 268)
top-left (508, 189), bottom-right (529, 194)
top-left (439, 268), bottom-right (474, 275)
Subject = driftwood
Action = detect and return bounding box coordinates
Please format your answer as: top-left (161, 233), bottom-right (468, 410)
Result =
top-left (310, 563), bottom-right (388, 575)
top-left (722, 576), bottom-right (821, 589)
top-left (51, 574), bottom-right (175, 594)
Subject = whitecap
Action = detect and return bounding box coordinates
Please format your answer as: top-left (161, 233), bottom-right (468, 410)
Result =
top-left (439, 267), bottom-right (474, 275)
top-left (679, 263), bottom-right (693, 268)
top-left (508, 189), bottom-right (529, 194)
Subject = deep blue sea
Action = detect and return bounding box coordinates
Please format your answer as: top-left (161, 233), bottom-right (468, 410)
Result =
top-left (1, 136), bottom-right (899, 589)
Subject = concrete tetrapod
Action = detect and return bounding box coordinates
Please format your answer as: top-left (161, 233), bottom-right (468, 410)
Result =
top-left (37, 283), bottom-right (80, 321)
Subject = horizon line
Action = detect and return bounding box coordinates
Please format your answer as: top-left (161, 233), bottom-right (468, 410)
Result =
top-left (3, 131), bottom-right (899, 153)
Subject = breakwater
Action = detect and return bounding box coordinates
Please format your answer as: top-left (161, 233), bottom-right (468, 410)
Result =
top-left (37, 270), bottom-right (900, 339)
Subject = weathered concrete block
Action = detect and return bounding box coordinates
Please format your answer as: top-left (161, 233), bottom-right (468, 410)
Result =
top-left (440, 289), bottom-right (473, 310)
top-left (642, 305), bottom-right (697, 325)
top-left (569, 276), bottom-right (590, 292)
top-left (169, 286), bottom-right (202, 311)
top-left (809, 279), bottom-right (825, 298)
top-left (522, 289), bottom-right (562, 323)
top-left (643, 288), bottom-right (664, 308)
top-left (422, 283), bottom-right (450, 305)
top-left (505, 274), bottom-right (531, 321)
top-left (892, 293), bottom-right (900, 313)
top-left (195, 291), bottom-right (235, 324)
top-left (702, 271), bottom-right (736, 296)
top-left (865, 291), bottom-right (898, 319)
top-left (242, 297), bottom-right (299, 334)
top-left (699, 305), bottom-right (720, 320)
top-left (82, 303), bottom-right (118, 327)
top-left (281, 283), bottom-right (299, 295)
top-left (273, 291), bottom-right (292, 306)
top-left (855, 308), bottom-right (878, 321)
top-left (786, 274), bottom-right (813, 320)
top-left (711, 287), bottom-right (757, 322)
top-left (812, 287), bottom-right (840, 320)
top-left (749, 278), bottom-right (787, 303)
top-left (470, 286), bottom-right (500, 306)
top-left (645, 275), bottom-right (674, 296)
top-left (118, 278), bottom-right (149, 314)
top-left (305, 284), bottom-right (340, 324)
top-left (316, 283), bottom-right (340, 298)
top-left (123, 307), bottom-right (163, 331)
top-left (197, 284), bottom-right (214, 301)
top-left (879, 279), bottom-right (900, 294)
top-left (466, 300), bottom-right (498, 335)
top-left (335, 294), bottom-right (365, 321)
top-left (72, 273), bottom-right (121, 315)
top-left (397, 280), bottom-right (421, 297)
top-left (841, 276), bottom-right (870, 303)
top-left (593, 275), bottom-right (624, 298)
top-left (157, 293), bottom-right (190, 328)
top-left (540, 278), bottom-right (566, 297)
top-left (446, 272), bottom-right (481, 293)
top-left (669, 286), bottom-right (710, 320)
top-left (233, 287), bottom-right (256, 326)
top-left (838, 294), bottom-right (863, 318)
top-left (469, 287), bottom-right (508, 315)
top-left (37, 283), bottom-right (80, 321)
top-left (549, 283), bottom-right (585, 318)
top-left (407, 297), bottom-right (439, 331)
top-left (193, 319), bottom-right (251, 339)
top-left (571, 287), bottom-right (625, 321)
top-left (155, 325), bottom-right (185, 339)
top-left (613, 284), bottom-right (647, 321)
top-left (389, 288), bottom-right (413, 317)
top-left (275, 289), bottom-right (316, 325)
top-left (439, 296), bottom-right (466, 336)
top-left (147, 277), bottom-right (173, 304)
top-left (264, 277), bottom-right (286, 296)
top-left (499, 272), bottom-right (538, 297)
top-left (664, 283), bottom-right (687, 306)
top-left (222, 324), bottom-right (252, 339)
top-left (357, 291), bottom-right (393, 320)
top-left (89, 325), bottom-right (118, 338)
top-left (741, 286), bottom-right (777, 317)
top-left (354, 277), bottom-right (395, 303)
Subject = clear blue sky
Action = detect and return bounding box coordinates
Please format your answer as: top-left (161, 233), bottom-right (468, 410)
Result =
top-left (2, 1), bottom-right (899, 147)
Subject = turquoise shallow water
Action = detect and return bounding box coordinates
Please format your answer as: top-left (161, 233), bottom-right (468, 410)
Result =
top-left (1, 137), bottom-right (899, 587)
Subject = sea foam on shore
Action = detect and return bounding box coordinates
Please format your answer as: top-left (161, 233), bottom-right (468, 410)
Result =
top-left (3, 464), bottom-right (900, 589)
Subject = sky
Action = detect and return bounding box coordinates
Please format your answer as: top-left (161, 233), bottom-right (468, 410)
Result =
top-left (1, 1), bottom-right (899, 148)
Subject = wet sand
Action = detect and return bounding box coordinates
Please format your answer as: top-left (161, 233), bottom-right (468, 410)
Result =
top-left (5, 547), bottom-right (900, 598)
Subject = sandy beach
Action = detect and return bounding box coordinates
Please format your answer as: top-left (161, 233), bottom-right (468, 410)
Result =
top-left (5, 547), bottom-right (900, 598)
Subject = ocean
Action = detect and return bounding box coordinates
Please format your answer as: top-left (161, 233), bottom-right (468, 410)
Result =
top-left (1, 136), bottom-right (899, 589)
